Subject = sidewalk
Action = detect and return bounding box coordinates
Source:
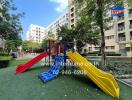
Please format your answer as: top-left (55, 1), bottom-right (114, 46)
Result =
top-left (116, 75), bottom-right (132, 87)
top-left (16, 53), bottom-right (39, 60)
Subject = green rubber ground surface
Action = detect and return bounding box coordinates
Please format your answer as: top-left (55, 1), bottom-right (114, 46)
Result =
top-left (0, 60), bottom-right (132, 100)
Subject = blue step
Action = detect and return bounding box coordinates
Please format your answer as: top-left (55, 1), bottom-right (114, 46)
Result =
top-left (38, 56), bottom-right (64, 83)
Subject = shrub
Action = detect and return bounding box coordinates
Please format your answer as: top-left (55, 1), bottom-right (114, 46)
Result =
top-left (0, 52), bottom-right (9, 56)
top-left (98, 53), bottom-right (121, 56)
top-left (0, 60), bottom-right (10, 68)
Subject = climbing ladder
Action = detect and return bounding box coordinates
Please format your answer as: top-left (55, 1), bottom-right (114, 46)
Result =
top-left (38, 56), bottom-right (64, 83)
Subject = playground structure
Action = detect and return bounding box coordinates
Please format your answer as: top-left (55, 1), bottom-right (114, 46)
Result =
top-left (16, 40), bottom-right (120, 98)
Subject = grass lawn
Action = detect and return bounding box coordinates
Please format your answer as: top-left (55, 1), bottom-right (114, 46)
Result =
top-left (0, 56), bottom-right (11, 60)
top-left (8, 59), bottom-right (30, 67)
top-left (0, 60), bottom-right (132, 100)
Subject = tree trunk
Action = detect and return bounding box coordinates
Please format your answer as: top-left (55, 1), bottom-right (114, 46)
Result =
top-left (100, 26), bottom-right (106, 66)
top-left (97, 0), bottom-right (106, 66)
top-left (74, 38), bottom-right (77, 51)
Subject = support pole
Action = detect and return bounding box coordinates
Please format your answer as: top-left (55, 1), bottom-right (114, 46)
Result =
top-left (57, 43), bottom-right (59, 56)
top-left (64, 40), bottom-right (67, 71)
top-left (45, 44), bottom-right (47, 65)
top-left (49, 40), bottom-right (51, 67)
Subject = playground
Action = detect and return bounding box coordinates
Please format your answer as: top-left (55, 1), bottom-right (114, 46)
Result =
top-left (0, 40), bottom-right (131, 100)
top-left (0, 60), bottom-right (132, 100)
top-left (0, 0), bottom-right (132, 100)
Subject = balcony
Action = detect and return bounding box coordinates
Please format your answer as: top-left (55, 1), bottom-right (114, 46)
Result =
top-left (129, 24), bottom-right (132, 29)
top-left (118, 27), bottom-right (125, 31)
top-left (129, 13), bottom-right (132, 18)
top-left (117, 16), bottom-right (124, 21)
top-left (71, 7), bottom-right (74, 12)
top-left (118, 37), bottom-right (126, 42)
top-left (71, 13), bottom-right (74, 17)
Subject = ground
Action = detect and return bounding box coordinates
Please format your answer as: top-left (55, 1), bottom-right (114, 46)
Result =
top-left (0, 60), bottom-right (132, 100)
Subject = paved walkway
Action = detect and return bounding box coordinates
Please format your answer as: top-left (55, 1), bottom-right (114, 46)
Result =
top-left (116, 75), bottom-right (132, 87)
top-left (121, 79), bottom-right (132, 87)
top-left (16, 53), bottom-right (39, 60)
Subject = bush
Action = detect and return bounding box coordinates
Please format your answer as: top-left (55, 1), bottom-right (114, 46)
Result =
top-left (81, 51), bottom-right (121, 56)
top-left (0, 60), bottom-right (10, 68)
top-left (0, 52), bottom-right (9, 56)
top-left (98, 53), bottom-right (121, 56)
top-left (106, 62), bottom-right (132, 75)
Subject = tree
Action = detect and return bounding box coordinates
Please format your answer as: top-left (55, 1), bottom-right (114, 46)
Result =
top-left (47, 31), bottom-right (55, 39)
top-left (0, 0), bottom-right (9, 18)
top-left (0, 0), bottom-right (24, 54)
top-left (57, 22), bottom-right (100, 52)
top-left (75, 16), bottom-right (100, 51)
top-left (128, 0), bottom-right (132, 6)
top-left (0, 0), bottom-right (24, 39)
top-left (75, 0), bottom-right (124, 66)
top-left (41, 39), bottom-right (48, 48)
top-left (57, 25), bottom-right (74, 49)
top-left (0, 11), bottom-right (23, 39)
top-left (22, 41), bottom-right (41, 52)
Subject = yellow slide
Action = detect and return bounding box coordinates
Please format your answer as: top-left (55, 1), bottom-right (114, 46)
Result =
top-left (67, 51), bottom-right (120, 98)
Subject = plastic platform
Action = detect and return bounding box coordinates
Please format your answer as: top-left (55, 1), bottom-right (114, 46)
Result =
top-left (38, 56), bottom-right (64, 83)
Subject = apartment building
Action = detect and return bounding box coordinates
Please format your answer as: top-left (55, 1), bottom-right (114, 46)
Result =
top-left (47, 12), bottom-right (69, 39)
top-left (27, 24), bottom-right (46, 43)
top-left (68, 0), bottom-right (76, 28)
top-left (115, 6), bottom-right (132, 56)
top-left (68, 0), bottom-right (132, 57)
top-left (27, 12), bottom-right (69, 42)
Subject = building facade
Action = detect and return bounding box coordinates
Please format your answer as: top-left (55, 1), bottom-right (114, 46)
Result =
top-left (68, 0), bottom-right (76, 28)
top-left (27, 12), bottom-right (69, 42)
top-left (27, 24), bottom-right (46, 43)
top-left (68, 0), bottom-right (132, 57)
top-left (47, 12), bottom-right (69, 39)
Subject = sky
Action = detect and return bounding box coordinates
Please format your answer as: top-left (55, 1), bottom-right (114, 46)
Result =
top-left (13, 0), bottom-right (68, 40)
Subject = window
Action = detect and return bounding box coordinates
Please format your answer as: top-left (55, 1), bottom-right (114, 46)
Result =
top-left (71, 19), bottom-right (74, 23)
top-left (130, 31), bottom-right (132, 40)
top-left (105, 46), bottom-right (115, 50)
top-left (106, 26), bottom-right (114, 30)
top-left (118, 33), bottom-right (126, 41)
top-left (111, 46), bottom-right (115, 49)
top-left (105, 35), bottom-right (115, 40)
top-left (129, 20), bottom-right (132, 29)
top-left (95, 47), bottom-right (100, 50)
top-left (117, 16), bottom-right (124, 21)
top-left (71, 24), bottom-right (74, 28)
top-left (118, 22), bottom-right (125, 31)
top-left (71, 7), bottom-right (74, 12)
top-left (128, 9), bottom-right (132, 18)
top-left (71, 13), bottom-right (74, 17)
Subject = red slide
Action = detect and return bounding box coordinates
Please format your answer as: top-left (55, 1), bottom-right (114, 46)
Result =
top-left (16, 51), bottom-right (48, 74)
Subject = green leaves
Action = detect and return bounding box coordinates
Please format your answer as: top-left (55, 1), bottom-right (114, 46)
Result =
top-left (47, 31), bottom-right (55, 39)
top-left (128, 0), bottom-right (132, 6)
top-left (57, 25), bottom-right (74, 49)
top-left (22, 41), bottom-right (41, 52)
top-left (0, 0), bottom-right (23, 39)
top-left (5, 39), bottom-right (22, 53)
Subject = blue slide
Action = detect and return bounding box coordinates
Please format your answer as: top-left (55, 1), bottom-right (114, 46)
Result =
top-left (38, 56), bottom-right (64, 83)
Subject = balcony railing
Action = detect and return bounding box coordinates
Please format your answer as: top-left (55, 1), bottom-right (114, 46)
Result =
top-left (117, 16), bottom-right (124, 21)
top-left (118, 37), bottom-right (126, 42)
top-left (118, 27), bottom-right (125, 31)
top-left (129, 13), bottom-right (132, 18)
top-left (129, 24), bottom-right (132, 29)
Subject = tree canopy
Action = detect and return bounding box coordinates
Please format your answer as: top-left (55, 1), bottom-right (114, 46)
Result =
top-left (0, 0), bottom-right (24, 53)
top-left (22, 40), bottom-right (41, 52)
top-left (75, 0), bottom-right (124, 65)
